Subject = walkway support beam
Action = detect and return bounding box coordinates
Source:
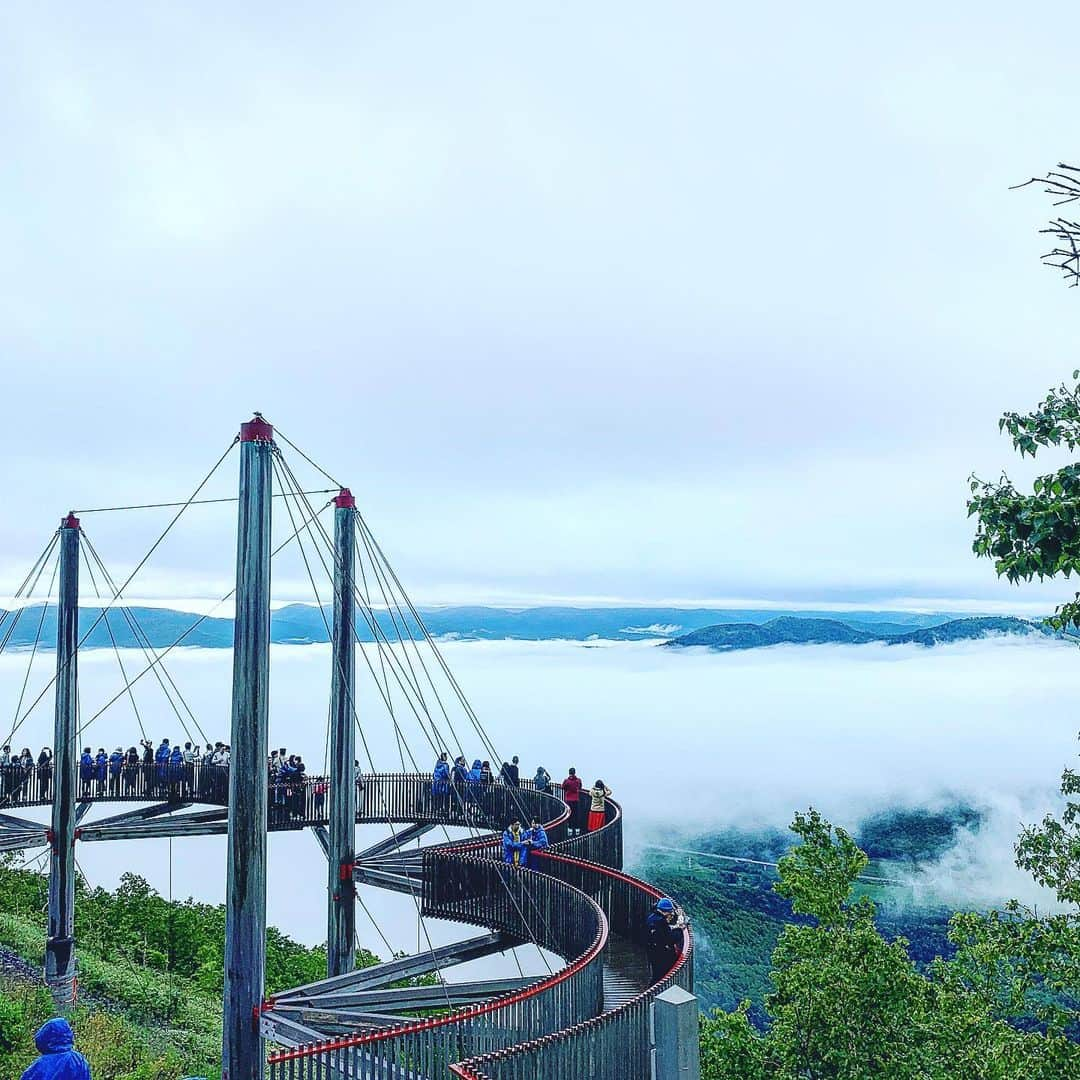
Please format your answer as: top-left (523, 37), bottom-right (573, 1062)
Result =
top-left (45, 513), bottom-right (79, 1009)
top-left (223, 416), bottom-right (274, 1080)
top-left (327, 488), bottom-right (357, 977)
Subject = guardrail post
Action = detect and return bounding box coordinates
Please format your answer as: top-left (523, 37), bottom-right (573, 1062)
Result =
top-left (45, 513), bottom-right (79, 1009)
top-left (651, 985), bottom-right (700, 1080)
top-left (223, 415), bottom-right (273, 1080)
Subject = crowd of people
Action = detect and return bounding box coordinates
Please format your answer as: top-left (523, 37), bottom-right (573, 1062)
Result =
top-left (1, 739), bottom-right (615, 846)
top-left (430, 752), bottom-right (614, 842)
top-left (71, 739), bottom-right (233, 802)
top-left (0, 745), bottom-right (54, 802)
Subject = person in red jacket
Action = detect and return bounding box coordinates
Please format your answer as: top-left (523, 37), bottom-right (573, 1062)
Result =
top-left (561, 767), bottom-right (583, 835)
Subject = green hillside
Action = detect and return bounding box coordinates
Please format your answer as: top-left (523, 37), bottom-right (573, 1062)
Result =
top-left (631, 806), bottom-right (977, 1019)
top-left (0, 856), bottom-right (363, 1079)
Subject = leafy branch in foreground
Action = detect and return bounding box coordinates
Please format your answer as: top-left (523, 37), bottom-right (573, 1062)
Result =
top-left (968, 371), bottom-right (1080, 630)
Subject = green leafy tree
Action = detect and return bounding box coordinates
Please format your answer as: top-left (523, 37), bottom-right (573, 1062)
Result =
top-left (968, 371), bottom-right (1080, 630)
top-left (700, 811), bottom-right (1080, 1079)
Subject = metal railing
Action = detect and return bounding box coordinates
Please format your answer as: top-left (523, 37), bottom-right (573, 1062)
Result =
top-left (0, 765), bottom-right (572, 835)
top-left (447, 935), bottom-right (692, 1079)
top-left (445, 853), bottom-right (693, 1079)
top-left (266, 859), bottom-right (610, 1077)
top-left (266, 793), bottom-right (692, 1079)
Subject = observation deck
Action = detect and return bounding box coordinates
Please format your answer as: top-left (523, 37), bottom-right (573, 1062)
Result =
top-left (0, 416), bottom-right (695, 1078)
top-left (0, 765), bottom-right (693, 1078)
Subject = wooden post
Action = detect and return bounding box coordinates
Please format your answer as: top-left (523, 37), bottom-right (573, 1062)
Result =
top-left (651, 985), bottom-right (701, 1080)
top-left (45, 513), bottom-right (80, 1009)
top-left (222, 416), bottom-right (273, 1080)
top-left (327, 488), bottom-right (357, 976)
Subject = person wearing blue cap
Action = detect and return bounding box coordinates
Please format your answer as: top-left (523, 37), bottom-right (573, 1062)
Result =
top-left (20, 1017), bottom-right (91, 1080)
top-left (646, 897), bottom-right (685, 982)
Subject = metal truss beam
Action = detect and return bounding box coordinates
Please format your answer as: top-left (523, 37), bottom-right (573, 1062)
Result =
top-left (274, 977), bottom-right (534, 1013)
top-left (354, 823), bottom-right (435, 863)
top-left (0, 831), bottom-right (46, 853)
top-left (350, 866), bottom-right (421, 895)
top-left (80, 818), bottom-right (228, 842)
top-left (0, 811), bottom-right (45, 831)
top-left (276, 931), bottom-right (516, 1001)
top-left (76, 802), bottom-right (194, 831)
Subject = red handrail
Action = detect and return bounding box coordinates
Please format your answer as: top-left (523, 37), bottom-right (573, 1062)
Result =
top-left (267, 866), bottom-right (609, 1062)
top-left (265, 794), bottom-right (685, 1074)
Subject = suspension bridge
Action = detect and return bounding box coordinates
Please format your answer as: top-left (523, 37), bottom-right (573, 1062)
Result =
top-left (0, 416), bottom-right (697, 1079)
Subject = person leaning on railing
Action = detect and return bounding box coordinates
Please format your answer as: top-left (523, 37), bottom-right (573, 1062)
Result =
top-left (107, 748), bottom-right (123, 796)
top-left (37, 747), bottom-right (53, 801)
top-left (533, 764), bottom-right (551, 792)
top-left (586, 779), bottom-right (612, 833)
top-left (0, 744), bottom-right (10, 801)
top-left (523, 819), bottom-right (549, 867)
top-left (502, 820), bottom-right (528, 866)
top-left (561, 767), bottom-right (583, 836)
top-left (646, 897), bottom-right (689, 982)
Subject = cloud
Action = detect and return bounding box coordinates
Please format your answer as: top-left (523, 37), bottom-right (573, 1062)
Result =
top-left (0, 4), bottom-right (1079, 607)
top-left (3, 634), bottom-right (1074, 955)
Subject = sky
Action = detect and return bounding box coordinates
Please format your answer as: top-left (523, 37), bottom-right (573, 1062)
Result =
top-left (2, 3), bottom-right (1080, 610)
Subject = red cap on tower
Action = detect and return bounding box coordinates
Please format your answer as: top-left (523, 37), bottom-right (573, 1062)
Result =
top-left (61, 513), bottom-right (80, 530)
top-left (240, 414), bottom-right (274, 443)
top-left (333, 488), bottom-right (355, 509)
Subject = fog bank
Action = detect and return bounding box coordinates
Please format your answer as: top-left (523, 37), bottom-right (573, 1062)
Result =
top-left (0, 635), bottom-right (1075, 953)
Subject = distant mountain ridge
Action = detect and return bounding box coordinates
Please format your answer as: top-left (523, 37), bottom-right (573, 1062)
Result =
top-left (666, 615), bottom-right (1052, 652)
top-left (0, 605), bottom-right (1044, 652)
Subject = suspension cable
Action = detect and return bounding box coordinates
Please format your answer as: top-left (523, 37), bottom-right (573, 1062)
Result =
top-left (10, 440), bottom-right (239, 735)
top-left (273, 450), bottom-right (552, 969)
top-left (0, 531), bottom-right (61, 657)
top-left (73, 490), bottom-right (336, 514)
top-left (75, 499), bottom-right (333, 734)
top-left (10, 549), bottom-right (60, 737)
top-left (272, 428), bottom-right (344, 489)
top-left (79, 545), bottom-right (147, 742)
top-left (272, 453), bottom-right (518, 984)
top-left (80, 534), bottom-right (208, 746)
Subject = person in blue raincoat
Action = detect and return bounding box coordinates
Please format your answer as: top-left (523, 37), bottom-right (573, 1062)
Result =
top-left (107, 748), bottom-right (124, 796)
top-left (167, 745), bottom-right (184, 799)
top-left (20, 1017), bottom-right (91, 1080)
top-left (502, 820), bottom-right (527, 866)
top-left (465, 759), bottom-right (484, 816)
top-left (93, 750), bottom-right (108, 795)
top-left (432, 753), bottom-right (450, 809)
top-left (524, 819), bottom-right (549, 867)
top-left (154, 739), bottom-right (171, 789)
top-left (79, 748), bottom-right (95, 799)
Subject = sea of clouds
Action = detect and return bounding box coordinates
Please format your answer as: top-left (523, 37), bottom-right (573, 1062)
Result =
top-left (0, 635), bottom-right (1075, 973)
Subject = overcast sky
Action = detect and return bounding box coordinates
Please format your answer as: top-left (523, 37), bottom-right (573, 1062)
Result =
top-left (2, 3), bottom-right (1079, 610)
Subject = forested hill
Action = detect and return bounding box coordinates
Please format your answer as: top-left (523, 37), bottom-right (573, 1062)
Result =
top-left (0, 603), bottom-right (951, 650)
top-left (666, 615), bottom-right (1052, 652)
